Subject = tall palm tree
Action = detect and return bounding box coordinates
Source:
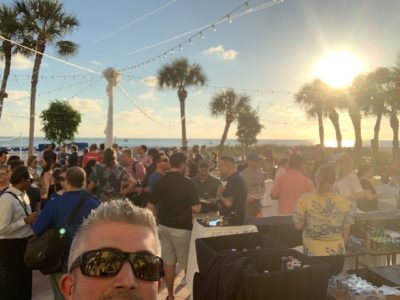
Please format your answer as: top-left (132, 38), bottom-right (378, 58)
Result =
top-left (295, 80), bottom-right (325, 146)
top-left (295, 79), bottom-right (342, 147)
top-left (361, 68), bottom-right (391, 156)
top-left (0, 4), bottom-right (19, 119)
top-left (158, 57), bottom-right (207, 147)
top-left (391, 55), bottom-right (400, 161)
top-left (326, 100), bottom-right (342, 148)
top-left (15, 0), bottom-right (79, 156)
top-left (210, 89), bottom-right (251, 156)
top-left (342, 75), bottom-right (365, 157)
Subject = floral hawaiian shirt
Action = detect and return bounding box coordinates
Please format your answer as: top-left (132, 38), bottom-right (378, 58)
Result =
top-left (293, 191), bottom-right (354, 256)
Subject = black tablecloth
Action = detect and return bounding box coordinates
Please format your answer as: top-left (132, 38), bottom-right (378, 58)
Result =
top-left (244, 216), bottom-right (303, 248)
top-left (194, 233), bottom-right (330, 300)
top-left (195, 232), bottom-right (285, 275)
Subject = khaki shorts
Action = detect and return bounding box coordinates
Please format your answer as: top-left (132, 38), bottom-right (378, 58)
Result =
top-left (158, 224), bottom-right (191, 268)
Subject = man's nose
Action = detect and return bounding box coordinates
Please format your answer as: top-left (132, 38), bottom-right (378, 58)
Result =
top-left (113, 261), bottom-right (138, 289)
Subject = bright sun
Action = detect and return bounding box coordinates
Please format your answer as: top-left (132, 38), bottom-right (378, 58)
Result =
top-left (313, 51), bottom-right (364, 88)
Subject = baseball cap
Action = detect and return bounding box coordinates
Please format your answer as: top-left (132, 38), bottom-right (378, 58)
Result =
top-left (198, 159), bottom-right (209, 167)
top-left (246, 153), bottom-right (261, 161)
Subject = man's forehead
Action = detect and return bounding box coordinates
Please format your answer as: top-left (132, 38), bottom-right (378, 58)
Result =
top-left (81, 222), bottom-right (158, 255)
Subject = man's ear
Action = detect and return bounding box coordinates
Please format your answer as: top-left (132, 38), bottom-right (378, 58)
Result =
top-left (59, 273), bottom-right (75, 299)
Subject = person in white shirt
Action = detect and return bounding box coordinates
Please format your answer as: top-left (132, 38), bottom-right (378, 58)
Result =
top-left (0, 165), bottom-right (38, 300)
top-left (375, 174), bottom-right (399, 201)
top-left (333, 152), bottom-right (366, 203)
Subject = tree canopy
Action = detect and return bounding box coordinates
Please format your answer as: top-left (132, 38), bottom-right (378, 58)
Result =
top-left (236, 109), bottom-right (263, 150)
top-left (40, 100), bottom-right (81, 146)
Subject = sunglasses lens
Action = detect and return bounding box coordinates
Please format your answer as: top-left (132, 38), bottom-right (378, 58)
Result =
top-left (81, 249), bottom-right (123, 277)
top-left (131, 253), bottom-right (163, 281)
top-left (79, 249), bottom-right (163, 281)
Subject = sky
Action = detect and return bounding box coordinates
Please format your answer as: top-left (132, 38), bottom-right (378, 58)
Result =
top-left (1, 0), bottom-right (400, 145)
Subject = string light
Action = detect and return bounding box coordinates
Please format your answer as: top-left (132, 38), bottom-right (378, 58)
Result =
top-left (119, 0), bottom-right (284, 73)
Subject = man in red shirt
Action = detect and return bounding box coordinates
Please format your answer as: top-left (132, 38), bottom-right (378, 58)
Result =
top-left (271, 153), bottom-right (315, 215)
top-left (81, 144), bottom-right (102, 167)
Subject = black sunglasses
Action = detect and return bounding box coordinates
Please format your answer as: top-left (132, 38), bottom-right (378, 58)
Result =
top-left (69, 248), bottom-right (164, 281)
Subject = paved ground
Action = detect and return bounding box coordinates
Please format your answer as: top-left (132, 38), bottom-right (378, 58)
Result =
top-left (32, 268), bottom-right (190, 300)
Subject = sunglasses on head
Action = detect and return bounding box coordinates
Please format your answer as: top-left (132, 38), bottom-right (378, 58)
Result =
top-left (69, 248), bottom-right (164, 281)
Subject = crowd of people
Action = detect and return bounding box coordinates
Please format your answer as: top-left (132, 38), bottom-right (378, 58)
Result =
top-left (0, 142), bottom-right (399, 299)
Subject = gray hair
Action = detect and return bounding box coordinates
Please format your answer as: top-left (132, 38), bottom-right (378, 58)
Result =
top-left (68, 199), bottom-right (160, 271)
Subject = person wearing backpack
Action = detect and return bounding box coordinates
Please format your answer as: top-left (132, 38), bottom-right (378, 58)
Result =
top-left (121, 148), bottom-right (146, 207)
top-left (32, 167), bottom-right (99, 300)
top-left (0, 165), bottom-right (38, 300)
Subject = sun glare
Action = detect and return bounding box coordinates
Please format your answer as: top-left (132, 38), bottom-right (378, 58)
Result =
top-left (314, 51), bottom-right (363, 88)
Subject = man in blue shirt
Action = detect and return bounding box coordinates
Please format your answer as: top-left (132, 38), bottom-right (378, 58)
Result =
top-left (33, 167), bottom-right (99, 300)
top-left (148, 152), bottom-right (170, 194)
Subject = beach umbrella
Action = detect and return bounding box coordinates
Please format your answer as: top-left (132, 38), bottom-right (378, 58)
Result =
top-left (103, 68), bottom-right (120, 148)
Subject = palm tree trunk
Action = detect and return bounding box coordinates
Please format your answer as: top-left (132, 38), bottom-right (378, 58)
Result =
top-left (0, 41), bottom-right (12, 119)
top-left (372, 112), bottom-right (383, 157)
top-left (317, 112), bottom-right (324, 146)
top-left (178, 89), bottom-right (188, 148)
top-left (219, 120), bottom-right (231, 157)
top-left (390, 111), bottom-right (399, 161)
top-left (28, 40), bottom-right (46, 156)
top-left (349, 110), bottom-right (363, 162)
top-left (328, 109), bottom-right (342, 148)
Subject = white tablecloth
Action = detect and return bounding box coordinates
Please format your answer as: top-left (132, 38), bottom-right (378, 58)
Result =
top-left (186, 219), bottom-right (258, 296)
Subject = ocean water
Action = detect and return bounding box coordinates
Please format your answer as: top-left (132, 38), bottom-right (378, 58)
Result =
top-left (0, 136), bottom-right (395, 149)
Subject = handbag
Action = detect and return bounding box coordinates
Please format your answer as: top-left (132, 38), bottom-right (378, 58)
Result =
top-left (23, 192), bottom-right (89, 274)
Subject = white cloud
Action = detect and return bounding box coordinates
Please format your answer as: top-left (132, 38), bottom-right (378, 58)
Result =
top-left (138, 90), bottom-right (158, 101)
top-left (67, 97), bottom-right (104, 115)
top-left (203, 45), bottom-right (238, 60)
top-left (139, 76), bottom-right (158, 88)
top-left (221, 49), bottom-right (238, 60)
top-left (91, 60), bottom-right (103, 66)
top-left (165, 106), bottom-right (179, 112)
top-left (7, 90), bottom-right (30, 101)
top-left (116, 107), bottom-right (162, 126)
top-left (11, 54), bottom-right (33, 70)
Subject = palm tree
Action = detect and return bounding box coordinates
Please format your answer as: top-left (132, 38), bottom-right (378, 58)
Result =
top-left (386, 69), bottom-right (400, 160)
top-left (295, 80), bottom-right (325, 146)
top-left (361, 68), bottom-right (391, 156)
top-left (15, 0), bottom-right (79, 156)
top-left (158, 57), bottom-right (207, 147)
top-left (391, 55), bottom-right (400, 161)
top-left (295, 79), bottom-right (342, 147)
top-left (0, 4), bottom-right (19, 119)
top-left (342, 75), bottom-right (365, 157)
top-left (210, 89), bottom-right (251, 156)
top-left (326, 100), bottom-right (342, 148)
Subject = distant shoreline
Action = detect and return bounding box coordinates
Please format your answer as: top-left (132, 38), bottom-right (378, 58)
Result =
top-left (0, 136), bottom-right (396, 149)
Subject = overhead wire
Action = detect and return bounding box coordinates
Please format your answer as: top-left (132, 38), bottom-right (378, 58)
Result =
top-left (117, 83), bottom-right (167, 127)
top-left (119, 0), bottom-right (284, 73)
top-left (94, 0), bottom-right (178, 43)
top-left (0, 34), bottom-right (100, 74)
